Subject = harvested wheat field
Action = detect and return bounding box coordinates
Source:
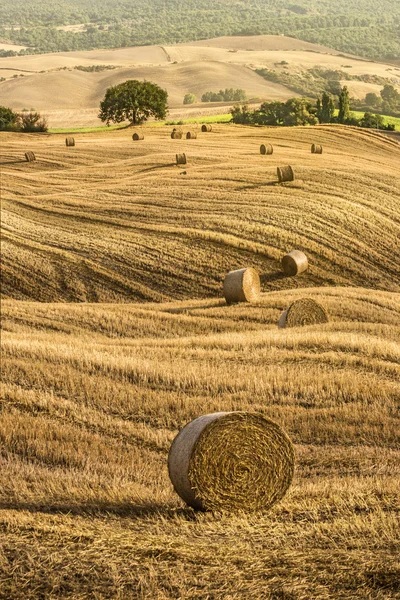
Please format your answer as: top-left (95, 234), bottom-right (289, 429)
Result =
top-left (1, 123), bottom-right (400, 599)
top-left (1, 285), bottom-right (400, 599)
top-left (1, 125), bottom-right (400, 302)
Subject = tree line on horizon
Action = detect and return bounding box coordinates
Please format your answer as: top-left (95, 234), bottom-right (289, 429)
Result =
top-left (230, 86), bottom-right (398, 130)
top-left (0, 0), bottom-right (399, 61)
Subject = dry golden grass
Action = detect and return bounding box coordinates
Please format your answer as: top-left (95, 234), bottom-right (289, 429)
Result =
top-left (1, 286), bottom-right (399, 599)
top-left (1, 124), bottom-right (399, 599)
top-left (1, 125), bottom-right (400, 303)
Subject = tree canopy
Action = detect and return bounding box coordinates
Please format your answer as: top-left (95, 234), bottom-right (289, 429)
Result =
top-left (98, 80), bottom-right (168, 126)
top-left (0, 0), bottom-right (399, 61)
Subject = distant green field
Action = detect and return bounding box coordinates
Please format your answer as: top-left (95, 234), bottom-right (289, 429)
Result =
top-left (48, 111), bottom-right (400, 134)
top-left (49, 113), bottom-right (233, 133)
top-left (350, 110), bottom-right (399, 129)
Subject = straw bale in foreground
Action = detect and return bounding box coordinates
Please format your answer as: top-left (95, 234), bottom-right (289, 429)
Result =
top-left (282, 250), bottom-right (308, 276)
top-left (277, 165), bottom-right (294, 183)
top-left (176, 153), bottom-right (187, 165)
top-left (278, 297), bottom-right (329, 328)
top-left (168, 412), bottom-right (295, 512)
top-left (25, 151), bottom-right (36, 162)
top-left (132, 132), bottom-right (144, 141)
top-left (223, 267), bottom-right (260, 303)
top-left (260, 143), bottom-right (273, 155)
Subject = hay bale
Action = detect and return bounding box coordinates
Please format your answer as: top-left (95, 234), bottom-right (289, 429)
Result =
top-left (260, 143), bottom-right (273, 155)
top-left (132, 132), bottom-right (144, 141)
top-left (281, 250), bottom-right (308, 276)
top-left (186, 131), bottom-right (197, 139)
top-left (311, 144), bottom-right (323, 154)
top-left (223, 267), bottom-right (260, 304)
top-left (168, 411), bottom-right (295, 512)
top-left (65, 137), bottom-right (75, 147)
top-left (278, 298), bottom-right (328, 329)
top-left (24, 151), bottom-right (36, 162)
top-left (277, 165), bottom-right (294, 183)
top-left (176, 153), bottom-right (187, 165)
top-left (171, 131), bottom-right (183, 139)
top-left (201, 124), bottom-right (212, 132)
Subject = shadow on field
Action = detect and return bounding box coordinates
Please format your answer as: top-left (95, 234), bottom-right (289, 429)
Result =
top-left (0, 500), bottom-right (199, 520)
top-left (260, 272), bottom-right (287, 284)
top-left (0, 159), bottom-right (26, 165)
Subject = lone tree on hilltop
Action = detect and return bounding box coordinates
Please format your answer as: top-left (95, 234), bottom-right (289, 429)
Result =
top-left (99, 80), bottom-right (168, 126)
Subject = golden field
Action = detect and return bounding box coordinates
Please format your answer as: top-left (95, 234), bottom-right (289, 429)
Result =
top-left (0, 124), bottom-right (400, 599)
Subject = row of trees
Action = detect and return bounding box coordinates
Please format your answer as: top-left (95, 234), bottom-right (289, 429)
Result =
top-left (201, 89), bottom-right (246, 103)
top-left (0, 106), bottom-right (48, 132)
top-left (231, 86), bottom-right (396, 130)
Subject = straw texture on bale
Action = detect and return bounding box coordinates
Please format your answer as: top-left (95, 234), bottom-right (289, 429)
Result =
top-left (223, 267), bottom-right (260, 304)
top-left (132, 132), bottom-right (144, 141)
top-left (282, 250), bottom-right (308, 276)
top-left (260, 143), bottom-right (273, 155)
top-left (201, 124), bottom-right (212, 132)
top-left (277, 165), bottom-right (294, 183)
top-left (168, 411), bottom-right (295, 512)
top-left (278, 298), bottom-right (329, 329)
top-left (176, 153), bottom-right (187, 165)
top-left (171, 131), bottom-right (183, 139)
top-left (186, 131), bottom-right (197, 139)
top-left (311, 144), bottom-right (323, 154)
top-left (65, 137), bottom-right (75, 147)
top-left (24, 151), bottom-right (36, 162)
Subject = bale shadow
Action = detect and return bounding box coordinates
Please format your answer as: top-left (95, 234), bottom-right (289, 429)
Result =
top-left (0, 499), bottom-right (199, 520)
top-left (0, 159), bottom-right (26, 165)
top-left (260, 271), bottom-right (287, 284)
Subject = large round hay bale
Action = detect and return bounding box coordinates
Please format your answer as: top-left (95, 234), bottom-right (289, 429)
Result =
top-left (311, 144), bottom-right (322, 154)
top-left (223, 267), bottom-right (260, 304)
top-left (168, 412), bottom-right (295, 512)
top-left (186, 131), bottom-right (197, 139)
top-left (176, 153), bottom-right (187, 165)
top-left (132, 132), bottom-right (144, 141)
top-left (171, 131), bottom-right (183, 139)
top-left (65, 137), bottom-right (75, 147)
top-left (201, 124), bottom-right (212, 132)
top-left (282, 250), bottom-right (308, 276)
top-left (277, 165), bottom-right (294, 183)
top-left (260, 143), bottom-right (273, 155)
top-left (24, 151), bottom-right (36, 162)
top-left (278, 298), bottom-right (328, 329)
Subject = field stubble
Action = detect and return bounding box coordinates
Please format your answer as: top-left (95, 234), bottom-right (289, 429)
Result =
top-left (0, 124), bottom-right (399, 599)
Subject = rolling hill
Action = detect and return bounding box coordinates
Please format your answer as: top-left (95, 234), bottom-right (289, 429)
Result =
top-left (1, 110), bottom-right (400, 598)
top-left (1, 283), bottom-right (399, 598)
top-left (1, 125), bottom-right (400, 303)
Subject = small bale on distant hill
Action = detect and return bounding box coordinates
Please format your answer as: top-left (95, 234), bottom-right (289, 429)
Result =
top-left (25, 151), bottom-right (36, 162)
top-left (282, 250), bottom-right (308, 276)
top-left (186, 131), bottom-right (197, 139)
top-left (171, 131), bottom-right (183, 139)
top-left (260, 143), bottom-right (273, 155)
top-left (65, 137), bottom-right (75, 147)
top-left (168, 411), bottom-right (295, 512)
top-left (278, 298), bottom-right (328, 329)
top-left (223, 267), bottom-right (260, 304)
top-left (132, 132), bottom-right (144, 141)
top-left (311, 144), bottom-right (323, 154)
top-left (176, 153), bottom-right (187, 165)
top-left (201, 124), bottom-right (212, 132)
top-left (277, 165), bottom-right (294, 183)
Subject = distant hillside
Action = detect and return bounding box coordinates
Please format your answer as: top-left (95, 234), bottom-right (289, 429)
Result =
top-left (0, 0), bottom-right (399, 60)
